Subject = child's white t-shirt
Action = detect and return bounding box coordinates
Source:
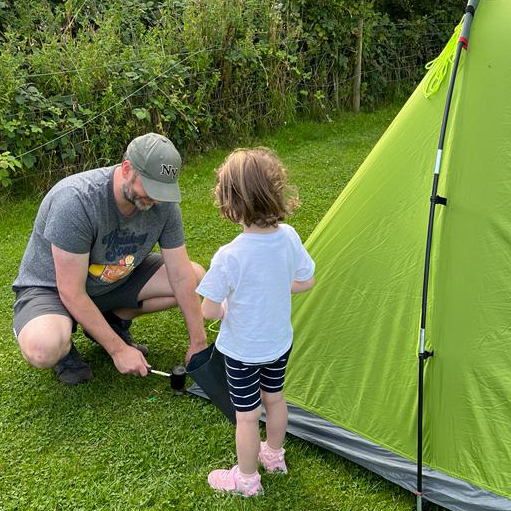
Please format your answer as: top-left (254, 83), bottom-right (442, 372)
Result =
top-left (196, 223), bottom-right (315, 363)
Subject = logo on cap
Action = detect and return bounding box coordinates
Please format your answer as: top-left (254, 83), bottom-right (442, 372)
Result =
top-left (161, 164), bottom-right (179, 179)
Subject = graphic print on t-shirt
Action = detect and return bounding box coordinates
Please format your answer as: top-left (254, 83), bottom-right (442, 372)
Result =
top-left (88, 228), bottom-right (149, 283)
top-left (89, 254), bottom-right (135, 283)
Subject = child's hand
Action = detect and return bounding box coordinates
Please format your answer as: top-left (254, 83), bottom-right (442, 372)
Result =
top-left (202, 298), bottom-right (225, 320)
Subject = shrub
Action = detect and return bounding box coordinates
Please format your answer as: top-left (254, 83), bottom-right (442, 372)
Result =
top-left (0, 0), bottom-right (465, 193)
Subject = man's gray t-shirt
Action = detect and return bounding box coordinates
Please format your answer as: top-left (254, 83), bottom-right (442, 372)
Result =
top-left (13, 166), bottom-right (184, 296)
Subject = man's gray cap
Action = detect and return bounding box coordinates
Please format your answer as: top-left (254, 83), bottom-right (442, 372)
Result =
top-left (126, 133), bottom-right (182, 202)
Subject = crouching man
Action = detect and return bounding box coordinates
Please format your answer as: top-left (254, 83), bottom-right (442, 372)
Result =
top-left (12, 133), bottom-right (206, 384)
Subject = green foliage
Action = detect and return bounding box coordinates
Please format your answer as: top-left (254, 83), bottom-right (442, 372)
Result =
top-left (0, 151), bottom-right (21, 187)
top-left (0, 0), bottom-right (465, 192)
top-left (374, 0), bottom-right (466, 19)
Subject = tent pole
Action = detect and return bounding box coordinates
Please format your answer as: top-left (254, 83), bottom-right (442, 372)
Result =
top-left (416, 2), bottom-right (479, 510)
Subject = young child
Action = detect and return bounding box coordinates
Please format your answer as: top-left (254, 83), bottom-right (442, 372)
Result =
top-left (196, 147), bottom-right (315, 496)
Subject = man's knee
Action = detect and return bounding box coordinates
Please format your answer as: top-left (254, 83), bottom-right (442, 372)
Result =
top-left (17, 316), bottom-right (72, 368)
top-left (191, 261), bottom-right (206, 284)
top-left (20, 339), bottom-right (61, 368)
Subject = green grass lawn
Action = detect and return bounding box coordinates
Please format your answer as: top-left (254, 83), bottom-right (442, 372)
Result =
top-left (0, 105), bottom-right (439, 511)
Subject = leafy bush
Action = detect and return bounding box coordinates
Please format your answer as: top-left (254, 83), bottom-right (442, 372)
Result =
top-left (0, 0), bottom-right (465, 193)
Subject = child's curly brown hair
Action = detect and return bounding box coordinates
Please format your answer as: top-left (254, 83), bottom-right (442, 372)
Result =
top-left (214, 148), bottom-right (299, 228)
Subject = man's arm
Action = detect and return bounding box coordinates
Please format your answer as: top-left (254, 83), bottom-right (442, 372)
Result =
top-left (52, 245), bottom-right (150, 375)
top-left (161, 245), bottom-right (207, 363)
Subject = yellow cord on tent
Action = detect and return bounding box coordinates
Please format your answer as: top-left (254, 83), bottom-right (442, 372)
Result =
top-left (208, 319), bottom-right (220, 334)
top-left (423, 18), bottom-right (464, 98)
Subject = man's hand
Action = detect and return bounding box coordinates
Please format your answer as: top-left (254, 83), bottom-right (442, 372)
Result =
top-left (185, 341), bottom-right (207, 365)
top-left (111, 344), bottom-right (151, 376)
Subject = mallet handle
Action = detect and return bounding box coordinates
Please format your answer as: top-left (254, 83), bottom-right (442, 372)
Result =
top-left (149, 369), bottom-right (171, 377)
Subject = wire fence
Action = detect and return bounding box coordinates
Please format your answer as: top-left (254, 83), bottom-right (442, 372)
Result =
top-left (0, 14), bottom-right (455, 192)
top-left (5, 47), bottom-right (446, 187)
top-left (17, 30), bottom-right (451, 82)
top-left (2, 43), bottom-right (444, 119)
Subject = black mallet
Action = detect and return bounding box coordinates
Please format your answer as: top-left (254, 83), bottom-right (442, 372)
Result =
top-left (148, 365), bottom-right (187, 394)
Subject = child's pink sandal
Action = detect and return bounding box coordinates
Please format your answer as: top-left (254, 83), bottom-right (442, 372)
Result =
top-left (208, 465), bottom-right (263, 496)
top-left (258, 441), bottom-right (288, 474)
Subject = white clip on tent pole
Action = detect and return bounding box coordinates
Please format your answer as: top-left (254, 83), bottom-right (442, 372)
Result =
top-left (416, 1), bottom-right (479, 510)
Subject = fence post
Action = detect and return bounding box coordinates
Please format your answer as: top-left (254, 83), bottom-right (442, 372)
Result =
top-left (352, 18), bottom-right (364, 113)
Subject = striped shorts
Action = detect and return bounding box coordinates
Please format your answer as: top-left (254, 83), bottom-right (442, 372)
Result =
top-left (224, 347), bottom-right (292, 413)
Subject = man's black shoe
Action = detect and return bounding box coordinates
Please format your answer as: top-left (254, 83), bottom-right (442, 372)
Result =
top-left (53, 343), bottom-right (94, 385)
top-left (84, 311), bottom-right (149, 356)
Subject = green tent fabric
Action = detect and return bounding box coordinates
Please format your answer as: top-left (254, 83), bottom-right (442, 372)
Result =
top-left (284, 1), bottom-right (511, 509)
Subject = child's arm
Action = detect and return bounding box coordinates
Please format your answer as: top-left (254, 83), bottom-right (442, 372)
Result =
top-left (291, 276), bottom-right (315, 293)
top-left (201, 297), bottom-right (225, 320)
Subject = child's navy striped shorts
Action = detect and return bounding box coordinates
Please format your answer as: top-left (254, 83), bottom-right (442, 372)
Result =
top-left (224, 347), bottom-right (292, 413)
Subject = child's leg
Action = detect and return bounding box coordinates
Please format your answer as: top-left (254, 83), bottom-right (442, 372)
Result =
top-left (257, 348), bottom-right (291, 474)
top-left (207, 356), bottom-right (263, 496)
top-left (261, 390), bottom-right (287, 450)
top-left (259, 347), bottom-right (291, 450)
top-left (225, 354), bottom-right (263, 475)
top-left (236, 406), bottom-right (262, 474)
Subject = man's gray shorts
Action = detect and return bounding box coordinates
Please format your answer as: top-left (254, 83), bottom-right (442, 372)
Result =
top-left (13, 253), bottom-right (164, 338)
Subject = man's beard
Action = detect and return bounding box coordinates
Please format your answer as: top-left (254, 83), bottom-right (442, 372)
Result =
top-left (122, 181), bottom-right (154, 212)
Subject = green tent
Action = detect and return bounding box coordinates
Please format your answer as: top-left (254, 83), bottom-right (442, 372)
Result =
top-left (284, 1), bottom-right (511, 509)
